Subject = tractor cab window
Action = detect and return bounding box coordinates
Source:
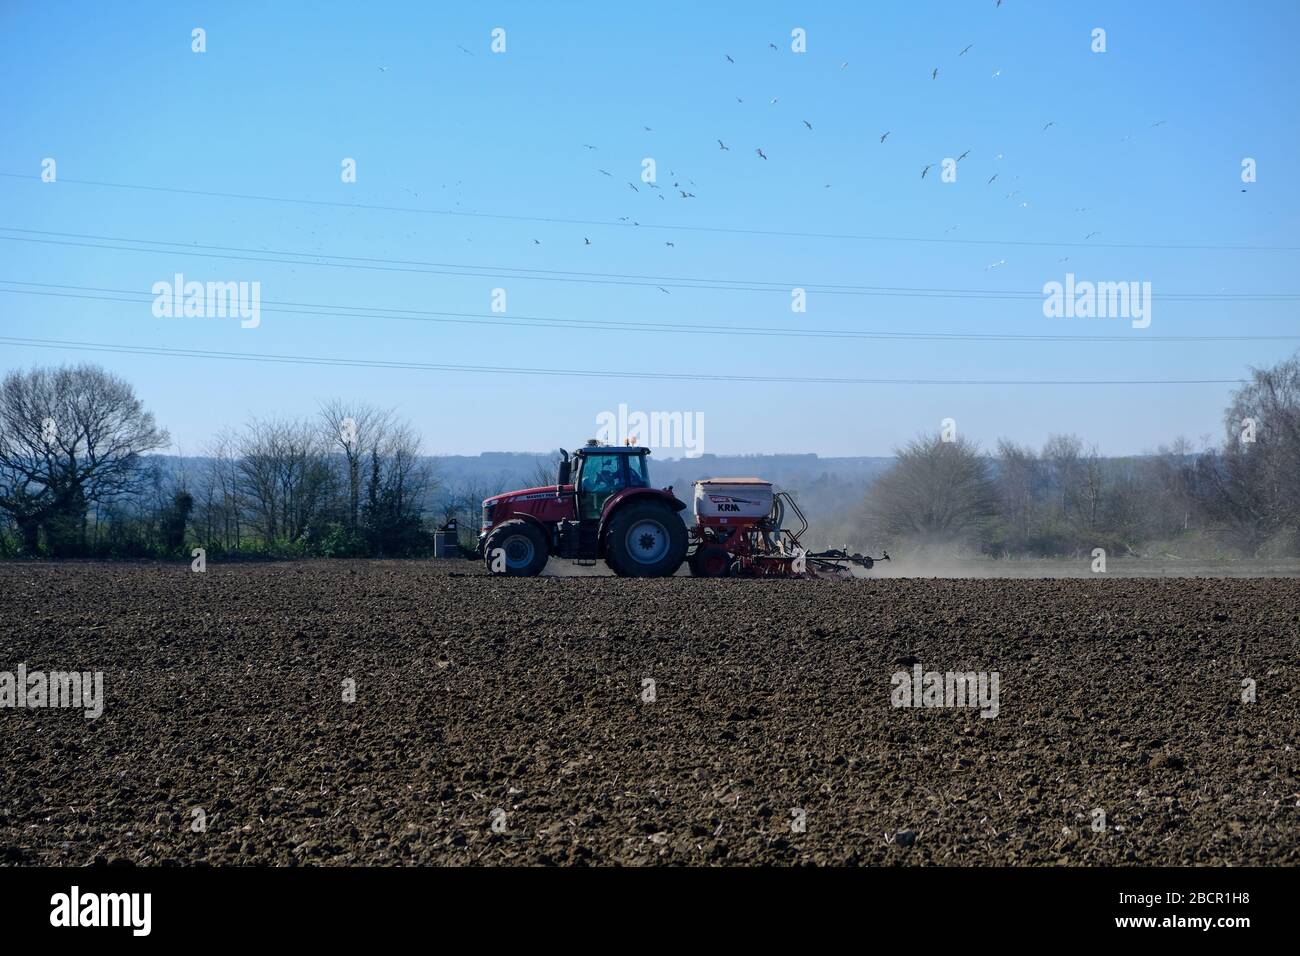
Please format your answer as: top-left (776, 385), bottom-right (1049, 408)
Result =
top-left (626, 454), bottom-right (650, 488)
top-left (578, 453), bottom-right (625, 520)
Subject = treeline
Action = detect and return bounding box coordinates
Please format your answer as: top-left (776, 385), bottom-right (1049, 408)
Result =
top-left (0, 366), bottom-right (456, 559)
top-left (854, 354), bottom-right (1300, 559)
top-left (2, 355), bottom-right (1298, 561)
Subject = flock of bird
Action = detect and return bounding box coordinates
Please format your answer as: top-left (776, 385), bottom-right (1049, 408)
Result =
top-left (551, 6), bottom-right (1091, 261)
top-left (412, 1), bottom-right (1175, 266)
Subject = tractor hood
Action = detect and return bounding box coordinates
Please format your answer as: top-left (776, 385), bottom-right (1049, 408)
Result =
top-left (484, 485), bottom-right (573, 507)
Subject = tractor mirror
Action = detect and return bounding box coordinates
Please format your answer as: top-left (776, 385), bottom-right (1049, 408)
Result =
top-left (557, 451), bottom-right (571, 487)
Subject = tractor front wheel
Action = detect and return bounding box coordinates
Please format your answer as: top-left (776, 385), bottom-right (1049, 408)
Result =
top-left (483, 520), bottom-right (549, 576)
top-left (604, 502), bottom-right (687, 577)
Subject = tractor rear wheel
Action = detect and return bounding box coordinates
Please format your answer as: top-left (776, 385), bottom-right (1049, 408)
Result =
top-left (689, 544), bottom-right (732, 577)
top-left (604, 502), bottom-right (687, 577)
top-left (484, 519), bottom-right (549, 576)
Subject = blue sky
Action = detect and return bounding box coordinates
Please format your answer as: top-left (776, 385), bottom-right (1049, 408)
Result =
top-left (2, 1), bottom-right (1297, 457)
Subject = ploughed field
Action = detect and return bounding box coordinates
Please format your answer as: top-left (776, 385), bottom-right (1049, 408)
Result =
top-left (1, 560), bottom-right (1297, 866)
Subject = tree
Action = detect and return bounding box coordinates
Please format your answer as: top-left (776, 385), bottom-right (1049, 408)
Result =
top-left (193, 429), bottom-right (244, 551)
top-left (994, 439), bottom-right (1040, 543)
top-left (528, 451), bottom-right (564, 489)
top-left (359, 417), bottom-right (432, 555)
top-left (319, 400), bottom-right (389, 531)
top-left (236, 418), bottom-right (334, 545)
top-left (0, 364), bottom-right (168, 554)
top-left (161, 490), bottom-right (194, 552)
top-left (862, 435), bottom-right (997, 549)
top-left (1042, 433), bottom-right (1084, 521)
top-left (1193, 352), bottom-right (1300, 552)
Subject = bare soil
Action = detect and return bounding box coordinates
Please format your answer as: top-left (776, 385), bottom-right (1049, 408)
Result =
top-left (1, 560), bottom-right (1296, 865)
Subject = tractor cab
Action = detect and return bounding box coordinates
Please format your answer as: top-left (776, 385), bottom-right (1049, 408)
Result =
top-left (568, 440), bottom-right (652, 521)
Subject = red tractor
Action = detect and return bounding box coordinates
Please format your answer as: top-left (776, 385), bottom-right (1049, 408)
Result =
top-left (472, 439), bottom-right (887, 578)
top-left (475, 440), bottom-right (689, 577)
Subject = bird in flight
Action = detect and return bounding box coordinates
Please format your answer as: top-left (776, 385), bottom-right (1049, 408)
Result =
top-left (931, 67), bottom-right (939, 80)
top-left (627, 182), bottom-right (639, 192)
top-left (1151, 120), bottom-right (1166, 128)
top-left (802, 120), bottom-right (813, 130)
top-left (991, 69), bottom-right (1001, 78)
top-left (658, 287), bottom-right (670, 294)
top-left (378, 66), bottom-right (388, 72)
top-left (532, 239), bottom-right (540, 245)
top-left (755, 148), bottom-right (768, 160)
top-left (1084, 232), bottom-right (1099, 240)
top-left (456, 45), bottom-right (474, 56)
top-left (996, 0), bottom-right (1003, 7)
top-left (725, 54), bottom-right (734, 63)
top-left (584, 238), bottom-right (591, 245)
top-left (718, 139), bottom-right (730, 150)
top-left (987, 173), bottom-right (998, 184)
top-left (1042, 121), bottom-right (1055, 131)
top-left (665, 242), bottom-right (675, 247)
top-left (959, 44), bottom-right (972, 56)
top-left (840, 62), bottom-right (849, 69)
top-left (921, 164), bottom-right (932, 179)
top-left (957, 150), bottom-right (970, 162)
top-left (679, 190), bottom-right (696, 198)
top-left (880, 131), bottom-right (890, 143)
top-left (643, 126), bottom-right (653, 132)
top-left (598, 169), bottom-right (612, 176)
top-left (582, 144), bottom-right (597, 150)
top-left (770, 97), bottom-right (779, 105)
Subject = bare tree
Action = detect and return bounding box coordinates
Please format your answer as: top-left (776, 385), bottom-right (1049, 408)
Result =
top-left (1080, 443), bottom-right (1104, 531)
top-left (1042, 433), bottom-right (1084, 521)
top-left (448, 475), bottom-right (509, 547)
top-left (995, 439), bottom-right (1039, 542)
top-left (361, 416), bottom-right (434, 553)
top-left (0, 364), bottom-right (168, 553)
top-left (862, 435), bottom-right (997, 548)
top-left (1194, 353), bottom-right (1300, 552)
top-left (236, 418), bottom-right (333, 544)
top-left (319, 400), bottom-right (390, 531)
top-left (194, 429), bottom-right (244, 550)
top-left (527, 450), bottom-right (564, 489)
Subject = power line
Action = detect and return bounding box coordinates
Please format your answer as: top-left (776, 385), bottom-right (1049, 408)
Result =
top-left (3, 171), bottom-right (1296, 252)
top-left (0, 335), bottom-right (1249, 386)
top-left (1, 227), bottom-right (1296, 301)
top-left (3, 280), bottom-right (1298, 344)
